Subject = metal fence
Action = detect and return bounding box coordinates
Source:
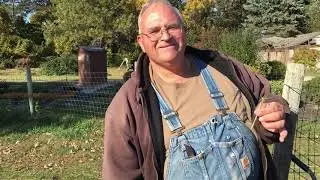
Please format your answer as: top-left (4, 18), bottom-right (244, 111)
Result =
top-left (288, 81), bottom-right (320, 179)
top-left (0, 68), bottom-right (123, 117)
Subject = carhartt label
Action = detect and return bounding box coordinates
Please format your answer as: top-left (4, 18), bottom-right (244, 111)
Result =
top-left (241, 156), bottom-right (250, 169)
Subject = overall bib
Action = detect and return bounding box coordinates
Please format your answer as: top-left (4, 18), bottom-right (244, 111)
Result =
top-left (152, 59), bottom-right (262, 180)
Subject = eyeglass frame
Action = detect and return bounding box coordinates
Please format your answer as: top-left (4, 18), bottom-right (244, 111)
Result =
top-left (139, 23), bottom-right (184, 42)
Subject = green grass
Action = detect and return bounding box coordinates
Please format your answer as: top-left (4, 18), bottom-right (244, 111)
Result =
top-left (0, 67), bottom-right (126, 81)
top-left (0, 108), bottom-right (104, 179)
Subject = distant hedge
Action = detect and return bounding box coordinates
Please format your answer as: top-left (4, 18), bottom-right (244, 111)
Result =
top-left (302, 77), bottom-right (320, 104)
top-left (265, 61), bottom-right (286, 80)
top-left (40, 55), bottom-right (78, 75)
top-left (293, 48), bottom-right (319, 67)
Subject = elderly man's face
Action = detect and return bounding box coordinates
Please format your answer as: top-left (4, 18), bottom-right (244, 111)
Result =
top-left (137, 4), bottom-right (186, 67)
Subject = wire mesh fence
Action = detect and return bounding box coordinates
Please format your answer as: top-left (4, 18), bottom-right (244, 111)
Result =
top-left (269, 71), bottom-right (320, 179)
top-left (0, 68), bottom-right (124, 117)
top-left (288, 78), bottom-right (320, 179)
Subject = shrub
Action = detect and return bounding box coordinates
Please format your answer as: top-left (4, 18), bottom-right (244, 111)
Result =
top-left (270, 80), bottom-right (284, 96)
top-left (215, 30), bottom-right (259, 66)
top-left (41, 55), bottom-right (78, 75)
top-left (107, 52), bottom-right (122, 67)
top-left (0, 56), bottom-right (17, 69)
top-left (253, 62), bottom-right (272, 77)
top-left (302, 77), bottom-right (320, 104)
top-left (265, 61), bottom-right (286, 80)
top-left (293, 48), bottom-right (319, 67)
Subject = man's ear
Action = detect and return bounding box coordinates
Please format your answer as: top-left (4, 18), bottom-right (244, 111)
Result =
top-left (137, 35), bottom-right (145, 52)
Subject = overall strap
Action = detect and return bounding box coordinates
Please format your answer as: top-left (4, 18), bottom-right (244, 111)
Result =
top-left (151, 83), bottom-right (184, 133)
top-left (195, 59), bottom-right (229, 113)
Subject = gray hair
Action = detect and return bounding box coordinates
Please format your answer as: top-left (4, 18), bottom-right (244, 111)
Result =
top-left (138, 0), bottom-right (184, 34)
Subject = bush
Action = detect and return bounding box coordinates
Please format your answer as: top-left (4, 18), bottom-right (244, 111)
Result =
top-left (293, 48), bottom-right (319, 67)
top-left (0, 56), bottom-right (17, 69)
top-left (302, 77), bottom-right (320, 104)
top-left (40, 55), bottom-right (78, 75)
top-left (265, 61), bottom-right (286, 80)
top-left (215, 30), bottom-right (259, 66)
top-left (270, 80), bottom-right (284, 95)
top-left (252, 62), bottom-right (272, 77)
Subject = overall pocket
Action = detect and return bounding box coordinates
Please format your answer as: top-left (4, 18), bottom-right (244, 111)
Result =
top-left (172, 137), bottom-right (252, 180)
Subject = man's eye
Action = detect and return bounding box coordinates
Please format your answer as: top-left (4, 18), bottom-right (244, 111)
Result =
top-left (149, 29), bottom-right (160, 35)
top-left (168, 25), bottom-right (179, 30)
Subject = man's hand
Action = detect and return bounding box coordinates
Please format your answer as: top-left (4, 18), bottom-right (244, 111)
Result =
top-left (254, 102), bottom-right (287, 142)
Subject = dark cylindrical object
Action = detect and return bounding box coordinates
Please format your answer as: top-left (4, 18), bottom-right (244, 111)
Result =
top-left (78, 46), bottom-right (107, 85)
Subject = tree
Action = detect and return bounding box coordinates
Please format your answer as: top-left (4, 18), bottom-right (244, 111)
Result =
top-left (0, 0), bottom-right (50, 18)
top-left (29, 8), bottom-right (51, 25)
top-left (182, 0), bottom-right (216, 44)
top-left (0, 5), bottom-right (12, 34)
top-left (307, 0), bottom-right (320, 31)
top-left (212, 0), bottom-right (246, 29)
top-left (243, 0), bottom-right (307, 37)
top-left (43, 0), bottom-right (139, 63)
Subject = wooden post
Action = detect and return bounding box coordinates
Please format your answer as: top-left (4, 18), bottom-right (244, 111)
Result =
top-left (273, 63), bottom-right (305, 180)
top-left (26, 65), bottom-right (34, 115)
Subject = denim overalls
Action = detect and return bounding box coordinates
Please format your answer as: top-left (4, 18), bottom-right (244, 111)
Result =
top-left (152, 59), bottom-right (261, 180)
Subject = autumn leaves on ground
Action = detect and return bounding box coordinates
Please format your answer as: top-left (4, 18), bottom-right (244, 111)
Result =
top-left (0, 109), bottom-right (104, 179)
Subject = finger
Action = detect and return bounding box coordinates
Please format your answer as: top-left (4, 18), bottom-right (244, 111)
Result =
top-left (259, 111), bottom-right (285, 122)
top-left (255, 102), bottom-right (284, 117)
top-left (260, 119), bottom-right (285, 130)
top-left (279, 129), bottom-right (288, 142)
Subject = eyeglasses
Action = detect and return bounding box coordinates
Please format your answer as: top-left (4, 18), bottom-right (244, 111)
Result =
top-left (140, 24), bottom-right (183, 42)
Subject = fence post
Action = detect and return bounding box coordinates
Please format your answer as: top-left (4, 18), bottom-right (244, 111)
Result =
top-left (273, 63), bottom-right (305, 180)
top-left (26, 64), bottom-right (34, 115)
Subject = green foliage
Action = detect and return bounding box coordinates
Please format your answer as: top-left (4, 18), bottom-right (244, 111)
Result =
top-left (211, 0), bottom-right (246, 30)
top-left (307, 0), bottom-right (320, 31)
top-left (270, 80), bottom-right (284, 95)
top-left (0, 55), bottom-right (16, 69)
top-left (293, 48), bottom-right (319, 67)
top-left (0, 34), bottom-right (34, 67)
top-left (302, 77), bottom-right (320, 104)
top-left (265, 61), bottom-right (286, 80)
top-left (40, 55), bottom-right (78, 75)
top-left (243, 0), bottom-right (307, 37)
top-left (0, 6), bottom-right (12, 34)
top-left (43, 0), bottom-right (138, 56)
top-left (29, 8), bottom-right (52, 25)
top-left (182, 0), bottom-right (216, 45)
top-left (255, 62), bottom-right (272, 77)
top-left (215, 30), bottom-right (259, 66)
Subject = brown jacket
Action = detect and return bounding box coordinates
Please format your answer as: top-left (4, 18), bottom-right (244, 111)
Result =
top-left (103, 46), bottom-right (289, 180)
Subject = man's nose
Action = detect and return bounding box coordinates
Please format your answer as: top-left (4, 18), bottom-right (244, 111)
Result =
top-left (160, 29), bottom-right (171, 40)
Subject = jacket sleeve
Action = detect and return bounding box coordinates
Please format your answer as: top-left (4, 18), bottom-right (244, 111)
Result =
top-left (102, 91), bottom-right (142, 180)
top-left (230, 58), bottom-right (290, 144)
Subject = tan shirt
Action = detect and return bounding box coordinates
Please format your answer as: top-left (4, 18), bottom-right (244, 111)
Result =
top-left (150, 56), bottom-right (254, 148)
top-left (149, 55), bottom-right (256, 177)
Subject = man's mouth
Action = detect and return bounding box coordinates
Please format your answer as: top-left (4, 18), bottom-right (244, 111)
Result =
top-left (159, 44), bottom-right (175, 48)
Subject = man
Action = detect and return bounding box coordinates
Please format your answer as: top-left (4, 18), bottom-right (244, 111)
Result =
top-left (103, 0), bottom-right (289, 179)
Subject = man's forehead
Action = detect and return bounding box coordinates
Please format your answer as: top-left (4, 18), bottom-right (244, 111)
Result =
top-left (141, 5), bottom-right (179, 28)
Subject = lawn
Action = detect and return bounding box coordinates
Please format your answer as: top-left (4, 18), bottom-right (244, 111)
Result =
top-left (0, 108), bottom-right (104, 180)
top-left (0, 67), bottom-right (126, 179)
top-left (0, 67), bottom-right (127, 81)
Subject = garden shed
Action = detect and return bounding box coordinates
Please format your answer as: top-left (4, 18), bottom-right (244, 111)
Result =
top-left (260, 32), bottom-right (320, 64)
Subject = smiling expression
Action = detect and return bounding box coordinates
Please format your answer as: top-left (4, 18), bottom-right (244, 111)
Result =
top-left (137, 3), bottom-right (186, 68)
